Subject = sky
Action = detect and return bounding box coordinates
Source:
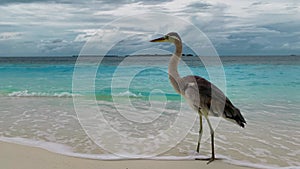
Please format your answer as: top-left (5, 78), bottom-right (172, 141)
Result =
top-left (0, 0), bottom-right (299, 56)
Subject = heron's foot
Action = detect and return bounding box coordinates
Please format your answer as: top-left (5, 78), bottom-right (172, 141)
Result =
top-left (207, 157), bottom-right (215, 164)
top-left (195, 157), bottom-right (219, 164)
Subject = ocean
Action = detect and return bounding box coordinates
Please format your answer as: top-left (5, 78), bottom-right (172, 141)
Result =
top-left (0, 55), bottom-right (299, 169)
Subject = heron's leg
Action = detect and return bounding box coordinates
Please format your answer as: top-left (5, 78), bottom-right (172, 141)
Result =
top-left (205, 116), bottom-right (215, 164)
top-left (196, 113), bottom-right (203, 153)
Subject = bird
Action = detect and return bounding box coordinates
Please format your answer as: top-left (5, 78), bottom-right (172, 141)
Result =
top-left (150, 32), bottom-right (246, 164)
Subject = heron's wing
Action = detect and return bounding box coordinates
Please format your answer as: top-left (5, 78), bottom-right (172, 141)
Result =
top-left (182, 75), bottom-right (246, 127)
top-left (183, 75), bottom-right (224, 115)
top-left (183, 80), bottom-right (201, 112)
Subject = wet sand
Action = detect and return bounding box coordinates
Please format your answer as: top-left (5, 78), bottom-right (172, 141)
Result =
top-left (0, 141), bottom-right (253, 169)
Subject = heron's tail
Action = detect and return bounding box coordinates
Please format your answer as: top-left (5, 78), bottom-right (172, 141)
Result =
top-left (223, 104), bottom-right (246, 128)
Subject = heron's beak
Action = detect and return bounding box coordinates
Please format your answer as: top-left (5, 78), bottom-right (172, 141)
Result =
top-left (150, 36), bottom-right (167, 42)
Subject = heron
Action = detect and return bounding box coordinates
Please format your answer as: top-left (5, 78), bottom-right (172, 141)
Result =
top-left (150, 32), bottom-right (246, 164)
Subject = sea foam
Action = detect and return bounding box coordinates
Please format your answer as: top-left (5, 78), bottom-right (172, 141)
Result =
top-left (8, 90), bottom-right (81, 97)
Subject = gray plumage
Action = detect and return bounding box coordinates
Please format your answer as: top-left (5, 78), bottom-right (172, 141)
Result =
top-left (181, 75), bottom-right (246, 127)
top-left (150, 32), bottom-right (246, 163)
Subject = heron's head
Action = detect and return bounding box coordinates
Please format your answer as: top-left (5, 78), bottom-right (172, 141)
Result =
top-left (150, 32), bottom-right (181, 44)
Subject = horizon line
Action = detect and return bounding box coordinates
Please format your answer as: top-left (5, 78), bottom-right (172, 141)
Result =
top-left (0, 54), bottom-right (299, 58)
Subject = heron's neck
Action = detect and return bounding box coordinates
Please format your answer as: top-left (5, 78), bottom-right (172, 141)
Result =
top-left (168, 41), bottom-right (182, 94)
top-left (168, 55), bottom-right (181, 79)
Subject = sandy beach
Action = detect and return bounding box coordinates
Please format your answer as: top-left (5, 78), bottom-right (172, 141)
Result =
top-left (0, 141), bottom-right (252, 169)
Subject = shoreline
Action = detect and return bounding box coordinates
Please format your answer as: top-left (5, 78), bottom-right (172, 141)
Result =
top-left (0, 141), bottom-right (253, 169)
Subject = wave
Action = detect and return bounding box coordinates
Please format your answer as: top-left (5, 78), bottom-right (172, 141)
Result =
top-left (111, 90), bottom-right (181, 100)
top-left (5, 90), bottom-right (178, 101)
top-left (7, 90), bottom-right (81, 97)
top-left (112, 91), bottom-right (143, 98)
top-left (0, 136), bottom-right (298, 169)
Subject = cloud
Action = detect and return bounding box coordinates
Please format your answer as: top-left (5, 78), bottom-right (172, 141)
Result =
top-left (0, 0), bottom-right (299, 56)
top-left (0, 0), bottom-right (81, 5)
top-left (185, 1), bottom-right (212, 12)
top-left (36, 38), bottom-right (84, 56)
top-left (0, 32), bottom-right (23, 40)
top-left (183, 0), bottom-right (300, 55)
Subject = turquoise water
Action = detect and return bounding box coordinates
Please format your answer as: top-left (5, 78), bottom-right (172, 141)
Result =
top-left (0, 56), bottom-right (299, 168)
top-left (1, 56), bottom-right (299, 104)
